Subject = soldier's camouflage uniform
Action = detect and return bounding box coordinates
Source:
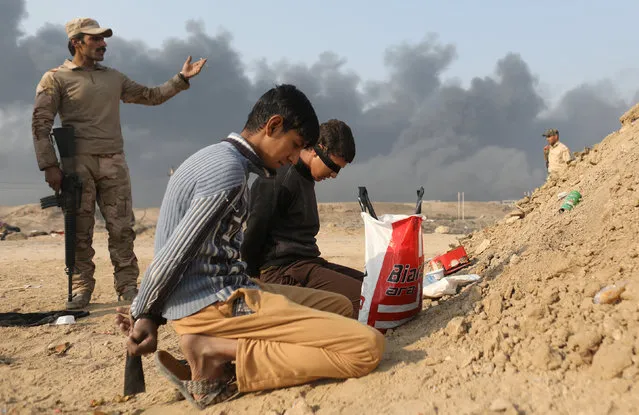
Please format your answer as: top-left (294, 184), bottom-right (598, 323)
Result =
top-left (32, 59), bottom-right (190, 304)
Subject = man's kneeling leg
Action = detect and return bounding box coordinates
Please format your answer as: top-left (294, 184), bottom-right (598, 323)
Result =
top-left (155, 335), bottom-right (240, 409)
top-left (170, 288), bottom-right (385, 395)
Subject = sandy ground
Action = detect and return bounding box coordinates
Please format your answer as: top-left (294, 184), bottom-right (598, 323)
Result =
top-left (0, 209), bottom-right (463, 415)
top-left (2, 113), bottom-right (639, 414)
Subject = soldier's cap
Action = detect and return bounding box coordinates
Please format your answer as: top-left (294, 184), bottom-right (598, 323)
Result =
top-left (542, 128), bottom-right (559, 137)
top-left (65, 18), bottom-right (112, 39)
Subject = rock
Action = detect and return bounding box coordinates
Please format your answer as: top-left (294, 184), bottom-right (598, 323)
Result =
top-left (541, 287), bottom-right (560, 306)
top-left (619, 102), bottom-right (639, 126)
top-left (620, 282), bottom-right (639, 302)
top-left (508, 210), bottom-right (525, 218)
top-left (482, 362), bottom-right (496, 375)
top-left (505, 216), bottom-right (521, 224)
top-left (591, 342), bottom-right (633, 379)
top-left (284, 397), bottom-right (315, 415)
top-left (446, 317), bottom-right (467, 339)
top-left (423, 356), bottom-right (443, 366)
top-left (483, 330), bottom-right (502, 360)
top-left (567, 330), bottom-right (602, 364)
top-left (467, 285), bottom-right (483, 304)
top-left (623, 365), bottom-right (639, 380)
top-left (434, 226), bottom-right (450, 234)
top-left (525, 304), bottom-right (545, 321)
top-left (483, 293), bottom-right (503, 319)
top-left (531, 342), bottom-right (562, 370)
top-left (492, 351), bottom-right (509, 366)
top-left (475, 239), bottom-right (491, 255)
top-left (509, 254), bottom-right (520, 265)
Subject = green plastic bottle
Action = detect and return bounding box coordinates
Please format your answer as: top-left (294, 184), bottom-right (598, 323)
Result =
top-left (559, 190), bottom-right (582, 212)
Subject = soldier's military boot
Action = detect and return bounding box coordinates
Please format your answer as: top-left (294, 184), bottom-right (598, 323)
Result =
top-left (66, 290), bottom-right (92, 310)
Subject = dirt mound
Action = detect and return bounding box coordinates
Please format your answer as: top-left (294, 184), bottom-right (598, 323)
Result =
top-left (0, 204), bottom-right (64, 232)
top-left (414, 114), bottom-right (639, 413)
top-left (0, 204), bottom-right (161, 237)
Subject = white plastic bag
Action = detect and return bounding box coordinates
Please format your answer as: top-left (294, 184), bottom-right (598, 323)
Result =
top-left (422, 274), bottom-right (481, 298)
top-left (359, 213), bottom-right (425, 332)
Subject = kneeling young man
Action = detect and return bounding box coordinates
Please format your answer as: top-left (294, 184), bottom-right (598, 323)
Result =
top-left (241, 119), bottom-right (364, 319)
top-left (115, 86), bottom-right (384, 410)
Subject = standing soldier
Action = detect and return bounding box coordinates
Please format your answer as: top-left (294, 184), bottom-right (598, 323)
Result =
top-left (542, 128), bottom-right (573, 178)
top-left (31, 18), bottom-right (207, 310)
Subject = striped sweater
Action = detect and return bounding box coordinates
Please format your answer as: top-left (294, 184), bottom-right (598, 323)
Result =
top-left (130, 133), bottom-right (274, 321)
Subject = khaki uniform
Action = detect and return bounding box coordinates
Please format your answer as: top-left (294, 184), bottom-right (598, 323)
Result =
top-left (547, 141), bottom-right (573, 176)
top-left (32, 59), bottom-right (190, 296)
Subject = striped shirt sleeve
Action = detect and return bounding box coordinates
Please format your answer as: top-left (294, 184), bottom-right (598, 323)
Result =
top-left (130, 186), bottom-right (242, 320)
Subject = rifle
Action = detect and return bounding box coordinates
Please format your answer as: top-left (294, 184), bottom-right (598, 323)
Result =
top-left (38, 127), bottom-right (146, 396)
top-left (39, 126), bottom-right (82, 304)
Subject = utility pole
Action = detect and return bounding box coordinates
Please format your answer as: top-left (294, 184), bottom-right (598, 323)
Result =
top-left (462, 191), bottom-right (465, 220)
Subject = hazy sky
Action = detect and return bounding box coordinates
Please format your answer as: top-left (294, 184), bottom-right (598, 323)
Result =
top-left (2, 0), bottom-right (637, 206)
top-left (19, 0), bottom-right (639, 100)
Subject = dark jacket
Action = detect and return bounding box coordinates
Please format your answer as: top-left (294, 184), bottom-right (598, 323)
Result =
top-left (241, 160), bottom-right (320, 276)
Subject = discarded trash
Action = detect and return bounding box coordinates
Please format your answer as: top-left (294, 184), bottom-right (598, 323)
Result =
top-left (113, 394), bottom-right (133, 403)
top-left (423, 274), bottom-right (481, 298)
top-left (557, 191), bottom-right (569, 200)
top-left (0, 221), bottom-right (21, 240)
top-left (425, 268), bottom-right (444, 285)
top-left (430, 246), bottom-right (471, 275)
top-left (593, 283), bottom-right (627, 305)
top-left (559, 190), bottom-right (582, 212)
top-left (358, 186), bottom-right (425, 332)
top-left (428, 258), bottom-right (444, 272)
top-left (90, 398), bottom-right (106, 407)
top-left (47, 342), bottom-right (72, 356)
top-left (54, 315), bottom-right (76, 325)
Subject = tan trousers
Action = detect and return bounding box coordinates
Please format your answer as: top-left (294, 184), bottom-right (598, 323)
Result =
top-left (73, 153), bottom-right (139, 295)
top-left (171, 282), bottom-right (385, 393)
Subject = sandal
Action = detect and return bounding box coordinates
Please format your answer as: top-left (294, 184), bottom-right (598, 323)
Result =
top-left (155, 350), bottom-right (240, 410)
top-left (176, 358), bottom-right (237, 385)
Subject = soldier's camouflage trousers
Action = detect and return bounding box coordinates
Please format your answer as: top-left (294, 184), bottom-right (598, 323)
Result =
top-left (72, 153), bottom-right (139, 296)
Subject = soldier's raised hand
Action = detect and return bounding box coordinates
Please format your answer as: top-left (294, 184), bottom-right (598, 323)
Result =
top-left (180, 56), bottom-right (207, 79)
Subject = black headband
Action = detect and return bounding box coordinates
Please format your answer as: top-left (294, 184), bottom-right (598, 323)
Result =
top-left (314, 145), bottom-right (341, 174)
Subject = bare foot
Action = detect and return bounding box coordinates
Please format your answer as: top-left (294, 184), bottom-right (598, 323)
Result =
top-left (179, 334), bottom-right (238, 400)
